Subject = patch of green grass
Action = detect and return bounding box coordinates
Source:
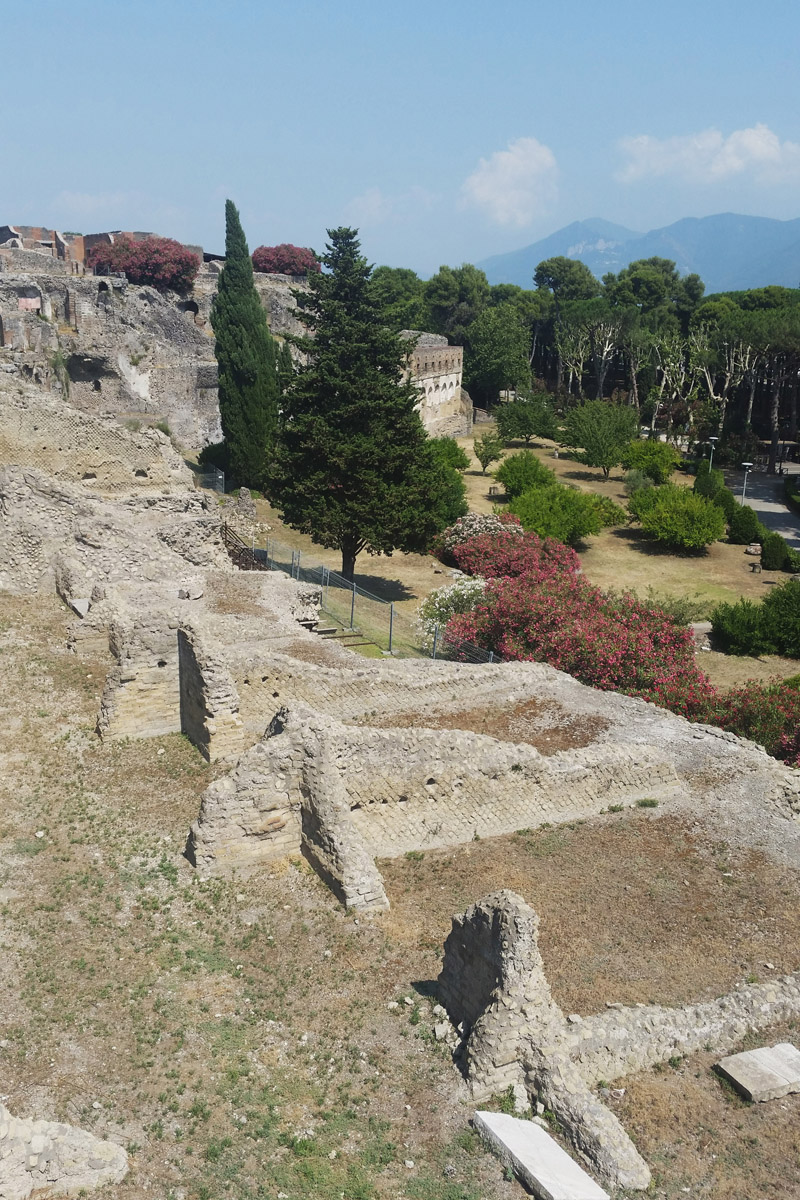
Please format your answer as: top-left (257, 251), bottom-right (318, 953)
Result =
top-left (636, 797), bottom-right (659, 808)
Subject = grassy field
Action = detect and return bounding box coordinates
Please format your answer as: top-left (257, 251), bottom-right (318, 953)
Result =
top-left (238, 429), bottom-right (800, 691)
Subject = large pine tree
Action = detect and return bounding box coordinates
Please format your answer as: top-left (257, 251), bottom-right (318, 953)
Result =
top-left (211, 200), bottom-right (279, 487)
top-left (269, 227), bottom-right (465, 580)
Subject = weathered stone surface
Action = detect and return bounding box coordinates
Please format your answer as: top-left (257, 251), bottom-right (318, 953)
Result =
top-left (716, 1042), bottom-right (800, 1101)
top-left (473, 1110), bottom-right (609, 1200)
top-left (440, 891), bottom-right (800, 1190)
top-left (0, 1101), bottom-right (127, 1198)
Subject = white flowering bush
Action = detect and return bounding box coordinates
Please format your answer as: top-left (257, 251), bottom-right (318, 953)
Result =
top-left (417, 577), bottom-right (487, 649)
top-left (432, 512), bottom-right (523, 563)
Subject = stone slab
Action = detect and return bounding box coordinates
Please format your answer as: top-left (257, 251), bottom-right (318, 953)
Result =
top-left (716, 1042), bottom-right (800, 1102)
top-left (474, 1110), bottom-right (609, 1200)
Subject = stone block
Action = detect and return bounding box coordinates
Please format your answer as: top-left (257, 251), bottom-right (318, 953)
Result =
top-left (716, 1042), bottom-right (800, 1102)
top-left (474, 1110), bottom-right (609, 1200)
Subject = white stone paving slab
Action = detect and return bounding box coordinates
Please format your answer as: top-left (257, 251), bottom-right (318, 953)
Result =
top-left (716, 1042), bottom-right (800, 1102)
top-left (474, 1110), bottom-right (609, 1200)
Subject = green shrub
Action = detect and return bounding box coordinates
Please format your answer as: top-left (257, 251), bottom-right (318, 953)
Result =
top-left (198, 440), bottom-right (229, 471)
top-left (429, 436), bottom-right (470, 472)
top-left (623, 468), bottom-right (654, 497)
top-left (473, 431), bottom-right (505, 474)
top-left (511, 484), bottom-right (623, 546)
top-left (627, 485), bottom-right (661, 519)
top-left (694, 463), bottom-right (725, 498)
top-left (712, 486), bottom-right (738, 520)
top-left (495, 450), bottom-right (555, 498)
top-left (635, 485), bottom-right (726, 552)
top-left (621, 440), bottom-right (681, 484)
top-left (762, 579), bottom-right (800, 657)
top-left (761, 531), bottom-right (792, 571)
top-left (727, 503), bottom-right (765, 545)
top-left (711, 599), bottom-right (774, 656)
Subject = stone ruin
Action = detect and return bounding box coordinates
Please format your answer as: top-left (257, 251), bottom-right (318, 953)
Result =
top-left (4, 383), bottom-right (800, 1193)
top-left (438, 891), bottom-right (800, 1191)
top-left (0, 1102), bottom-right (128, 1199)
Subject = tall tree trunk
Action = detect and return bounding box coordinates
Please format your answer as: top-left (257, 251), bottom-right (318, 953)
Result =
top-left (769, 371), bottom-right (783, 475)
top-left (745, 370), bottom-right (757, 428)
top-left (341, 538), bottom-right (359, 583)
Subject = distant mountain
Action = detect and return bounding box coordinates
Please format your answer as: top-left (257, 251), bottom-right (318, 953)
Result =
top-left (477, 213), bottom-right (800, 294)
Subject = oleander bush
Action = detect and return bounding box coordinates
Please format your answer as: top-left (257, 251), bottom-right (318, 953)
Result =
top-left (431, 512), bottom-right (523, 564)
top-left (251, 244), bottom-right (320, 275)
top-left (453, 529), bottom-right (580, 581)
top-left (88, 236), bottom-right (200, 292)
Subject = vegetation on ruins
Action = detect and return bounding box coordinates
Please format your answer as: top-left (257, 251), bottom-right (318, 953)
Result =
top-left (251, 243), bottom-right (320, 275)
top-left (87, 235), bottom-right (200, 292)
top-left (268, 227), bottom-right (465, 580)
top-left (211, 201), bottom-right (280, 489)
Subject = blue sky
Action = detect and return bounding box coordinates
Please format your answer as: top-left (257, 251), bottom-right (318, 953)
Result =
top-left (3, 0), bottom-right (799, 276)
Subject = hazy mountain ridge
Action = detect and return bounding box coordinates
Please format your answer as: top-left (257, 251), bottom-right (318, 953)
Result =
top-left (477, 213), bottom-right (800, 294)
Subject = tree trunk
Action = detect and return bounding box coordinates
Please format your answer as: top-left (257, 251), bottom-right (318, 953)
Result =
top-left (745, 370), bottom-right (757, 428)
top-left (769, 371), bottom-right (783, 475)
top-left (340, 539), bottom-right (359, 582)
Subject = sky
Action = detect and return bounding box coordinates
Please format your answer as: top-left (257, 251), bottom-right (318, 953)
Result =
top-left (2, 0), bottom-right (800, 276)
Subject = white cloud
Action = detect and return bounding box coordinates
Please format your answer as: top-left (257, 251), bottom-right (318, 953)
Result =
top-left (617, 124), bottom-right (800, 184)
top-left (343, 185), bottom-right (436, 227)
top-left (461, 137), bottom-right (558, 227)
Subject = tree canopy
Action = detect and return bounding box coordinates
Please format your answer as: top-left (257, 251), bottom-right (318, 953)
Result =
top-left (268, 227), bottom-right (465, 579)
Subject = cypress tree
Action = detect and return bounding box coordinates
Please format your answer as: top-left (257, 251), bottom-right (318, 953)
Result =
top-left (211, 200), bottom-right (279, 488)
top-left (269, 227), bottom-right (465, 580)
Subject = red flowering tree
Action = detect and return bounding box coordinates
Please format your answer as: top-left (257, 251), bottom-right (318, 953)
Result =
top-left (87, 236), bottom-right (200, 292)
top-left (251, 244), bottom-right (320, 275)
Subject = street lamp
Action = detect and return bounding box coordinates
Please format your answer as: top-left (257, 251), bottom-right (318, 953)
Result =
top-left (708, 436), bottom-right (719, 472)
top-left (741, 461), bottom-right (753, 503)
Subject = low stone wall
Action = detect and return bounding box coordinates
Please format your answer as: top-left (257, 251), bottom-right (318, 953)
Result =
top-left (187, 704), bottom-right (677, 908)
top-left (437, 891), bottom-right (800, 1192)
top-left (97, 613), bottom-right (182, 741)
top-left (177, 626), bottom-right (243, 762)
top-left (0, 1101), bottom-right (128, 1197)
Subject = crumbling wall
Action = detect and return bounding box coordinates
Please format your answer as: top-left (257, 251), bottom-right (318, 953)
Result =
top-left (438, 891), bottom-right (800, 1192)
top-left (0, 379), bottom-right (191, 492)
top-left (97, 614), bottom-right (181, 740)
top-left (177, 626), bottom-right (243, 762)
top-left (187, 704), bottom-right (677, 907)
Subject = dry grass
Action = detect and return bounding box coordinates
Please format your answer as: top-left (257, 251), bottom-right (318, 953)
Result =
top-left (3, 592), bottom-right (800, 1197)
top-left (363, 698), bottom-right (610, 756)
top-left (0, 593), bottom-right (517, 1200)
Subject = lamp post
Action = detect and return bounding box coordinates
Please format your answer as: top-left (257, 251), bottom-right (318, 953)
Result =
top-left (741, 461), bottom-right (753, 503)
top-left (708, 436), bottom-right (719, 472)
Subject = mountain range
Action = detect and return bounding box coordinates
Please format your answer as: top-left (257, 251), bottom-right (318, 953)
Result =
top-left (476, 214), bottom-right (800, 295)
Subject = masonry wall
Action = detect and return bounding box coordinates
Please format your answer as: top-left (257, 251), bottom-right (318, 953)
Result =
top-left (98, 619), bottom-right (182, 740)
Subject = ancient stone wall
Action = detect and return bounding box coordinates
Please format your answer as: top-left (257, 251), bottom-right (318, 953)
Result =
top-left (0, 380), bottom-right (192, 492)
top-left (399, 330), bottom-right (472, 437)
top-left (97, 613), bottom-right (182, 741)
top-left (438, 892), bottom-right (800, 1192)
top-left (188, 703), bottom-right (677, 907)
top-left (177, 626), bottom-right (243, 763)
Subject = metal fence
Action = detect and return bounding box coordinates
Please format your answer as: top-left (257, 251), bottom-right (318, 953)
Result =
top-left (197, 467), bottom-right (226, 493)
top-left (260, 535), bottom-right (498, 663)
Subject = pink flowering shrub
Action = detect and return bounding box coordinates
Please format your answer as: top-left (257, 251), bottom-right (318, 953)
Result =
top-left (251, 244), bottom-right (320, 275)
top-left (88, 236), bottom-right (200, 292)
top-left (453, 529), bottom-right (580, 582)
top-left (431, 512), bottom-right (522, 564)
top-left (447, 573), bottom-right (714, 713)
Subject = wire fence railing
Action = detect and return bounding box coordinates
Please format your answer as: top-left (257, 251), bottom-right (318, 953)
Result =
top-left (258, 534), bottom-right (499, 663)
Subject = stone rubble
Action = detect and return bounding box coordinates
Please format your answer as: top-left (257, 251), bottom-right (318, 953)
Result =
top-left (0, 1102), bottom-right (127, 1199)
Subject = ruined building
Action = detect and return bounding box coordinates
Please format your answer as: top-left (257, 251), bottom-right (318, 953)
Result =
top-left (0, 224), bottom-right (469, 447)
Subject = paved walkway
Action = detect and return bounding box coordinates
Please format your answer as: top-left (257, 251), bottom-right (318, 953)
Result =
top-left (724, 465), bottom-right (800, 550)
